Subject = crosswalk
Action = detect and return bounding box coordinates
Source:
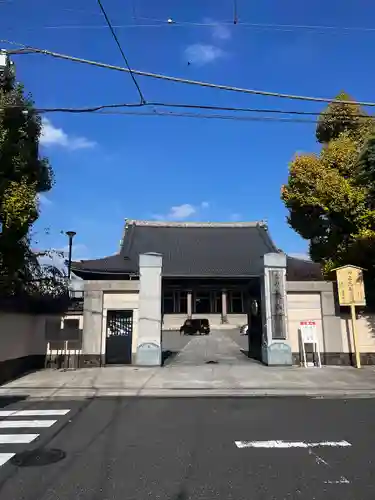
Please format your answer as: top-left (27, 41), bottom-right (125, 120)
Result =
top-left (0, 408), bottom-right (70, 467)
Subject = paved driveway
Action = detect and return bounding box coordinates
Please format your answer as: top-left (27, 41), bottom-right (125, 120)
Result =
top-left (167, 330), bottom-right (254, 366)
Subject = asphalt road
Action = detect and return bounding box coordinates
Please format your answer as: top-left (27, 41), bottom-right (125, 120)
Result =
top-left (0, 396), bottom-right (374, 499)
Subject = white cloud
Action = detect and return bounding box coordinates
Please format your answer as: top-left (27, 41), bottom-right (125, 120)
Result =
top-left (289, 253), bottom-right (311, 261)
top-left (153, 201), bottom-right (210, 220)
top-left (37, 193), bottom-right (52, 206)
top-left (184, 44), bottom-right (226, 65)
top-left (62, 243), bottom-right (89, 261)
top-left (168, 204), bottom-right (196, 219)
top-left (40, 118), bottom-right (96, 150)
top-left (211, 22), bottom-right (231, 41)
top-left (36, 243), bottom-right (89, 269)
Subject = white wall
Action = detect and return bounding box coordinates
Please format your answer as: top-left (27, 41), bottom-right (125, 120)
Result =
top-left (287, 293), bottom-right (324, 352)
top-left (340, 313), bottom-right (375, 353)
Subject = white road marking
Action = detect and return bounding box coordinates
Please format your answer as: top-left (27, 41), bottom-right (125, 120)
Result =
top-left (0, 434), bottom-right (39, 444)
top-left (235, 440), bottom-right (351, 449)
top-left (309, 448), bottom-right (351, 485)
top-left (0, 453), bottom-right (15, 466)
top-left (0, 420), bottom-right (56, 428)
top-left (325, 477), bottom-right (350, 484)
top-left (0, 409), bottom-right (70, 417)
top-left (309, 449), bottom-right (329, 466)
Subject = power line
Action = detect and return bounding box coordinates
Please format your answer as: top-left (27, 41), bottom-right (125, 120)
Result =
top-left (152, 102), bottom-right (375, 118)
top-left (28, 17), bottom-right (375, 35)
top-left (2, 100), bottom-right (375, 121)
top-left (133, 16), bottom-right (375, 33)
top-left (89, 109), bottom-right (322, 123)
top-left (4, 40), bottom-right (375, 107)
top-left (96, 0), bottom-right (145, 103)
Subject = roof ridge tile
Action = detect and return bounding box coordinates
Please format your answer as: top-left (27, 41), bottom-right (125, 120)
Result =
top-left (124, 219), bottom-right (264, 228)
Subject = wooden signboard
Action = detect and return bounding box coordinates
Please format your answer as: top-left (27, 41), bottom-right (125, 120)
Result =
top-left (335, 265), bottom-right (366, 306)
top-left (333, 265), bottom-right (366, 368)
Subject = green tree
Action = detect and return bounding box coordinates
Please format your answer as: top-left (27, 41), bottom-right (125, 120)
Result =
top-left (281, 93), bottom-right (375, 288)
top-left (316, 91), bottom-right (370, 144)
top-left (0, 55), bottom-right (54, 296)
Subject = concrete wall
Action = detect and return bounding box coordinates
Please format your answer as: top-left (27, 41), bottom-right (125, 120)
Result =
top-left (340, 313), bottom-right (375, 361)
top-left (137, 253), bottom-right (163, 365)
top-left (286, 281), bottom-right (343, 365)
top-left (0, 312), bottom-right (48, 384)
top-left (287, 293), bottom-right (323, 353)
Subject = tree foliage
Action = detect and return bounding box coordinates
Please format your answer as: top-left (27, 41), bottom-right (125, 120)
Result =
top-left (281, 92), bottom-right (375, 298)
top-left (0, 56), bottom-right (64, 302)
top-left (315, 91), bottom-right (370, 144)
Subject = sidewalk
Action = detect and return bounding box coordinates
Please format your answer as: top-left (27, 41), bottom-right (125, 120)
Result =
top-left (1, 364), bottom-right (375, 398)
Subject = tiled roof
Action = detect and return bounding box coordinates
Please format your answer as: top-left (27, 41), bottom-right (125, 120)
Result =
top-left (286, 256), bottom-right (323, 281)
top-left (71, 220), bottom-right (322, 280)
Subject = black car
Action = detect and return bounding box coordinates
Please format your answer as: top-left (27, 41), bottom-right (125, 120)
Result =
top-left (180, 318), bottom-right (210, 335)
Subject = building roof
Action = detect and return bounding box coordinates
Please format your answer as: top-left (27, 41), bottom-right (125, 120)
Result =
top-left (71, 219), bottom-right (322, 280)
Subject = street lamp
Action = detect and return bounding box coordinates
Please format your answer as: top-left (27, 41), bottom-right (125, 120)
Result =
top-left (65, 231), bottom-right (76, 280)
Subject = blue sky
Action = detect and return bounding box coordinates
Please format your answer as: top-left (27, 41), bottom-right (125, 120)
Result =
top-left (2, 0), bottom-right (375, 261)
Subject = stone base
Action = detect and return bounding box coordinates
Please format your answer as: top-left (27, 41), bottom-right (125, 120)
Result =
top-left (0, 355), bottom-right (45, 386)
top-left (262, 342), bottom-right (293, 366)
top-left (292, 352), bottom-right (375, 366)
top-left (80, 354), bottom-right (104, 367)
top-left (136, 342), bottom-right (161, 366)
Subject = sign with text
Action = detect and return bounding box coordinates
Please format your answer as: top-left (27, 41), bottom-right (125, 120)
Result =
top-left (300, 321), bottom-right (317, 343)
top-left (299, 321), bottom-right (321, 368)
top-left (335, 265), bottom-right (366, 306)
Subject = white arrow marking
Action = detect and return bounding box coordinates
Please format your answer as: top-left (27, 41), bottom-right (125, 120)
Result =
top-left (235, 440), bottom-right (351, 449)
top-left (0, 420), bottom-right (56, 428)
top-left (0, 434), bottom-right (39, 444)
top-left (0, 409), bottom-right (70, 417)
top-left (0, 453), bottom-right (15, 467)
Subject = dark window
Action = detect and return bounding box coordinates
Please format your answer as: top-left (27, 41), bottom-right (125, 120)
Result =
top-left (64, 318), bottom-right (79, 329)
top-left (229, 292), bottom-right (244, 314)
top-left (214, 292), bottom-right (222, 313)
top-left (194, 292), bottom-right (211, 313)
top-left (45, 318), bottom-right (62, 341)
top-left (179, 291), bottom-right (187, 314)
top-left (163, 293), bottom-right (174, 314)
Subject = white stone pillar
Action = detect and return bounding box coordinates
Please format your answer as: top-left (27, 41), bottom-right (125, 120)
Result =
top-left (137, 253), bottom-right (162, 366)
top-left (82, 286), bottom-right (103, 367)
top-left (261, 253), bottom-right (291, 365)
top-left (221, 289), bottom-right (228, 323)
top-left (187, 290), bottom-right (192, 318)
